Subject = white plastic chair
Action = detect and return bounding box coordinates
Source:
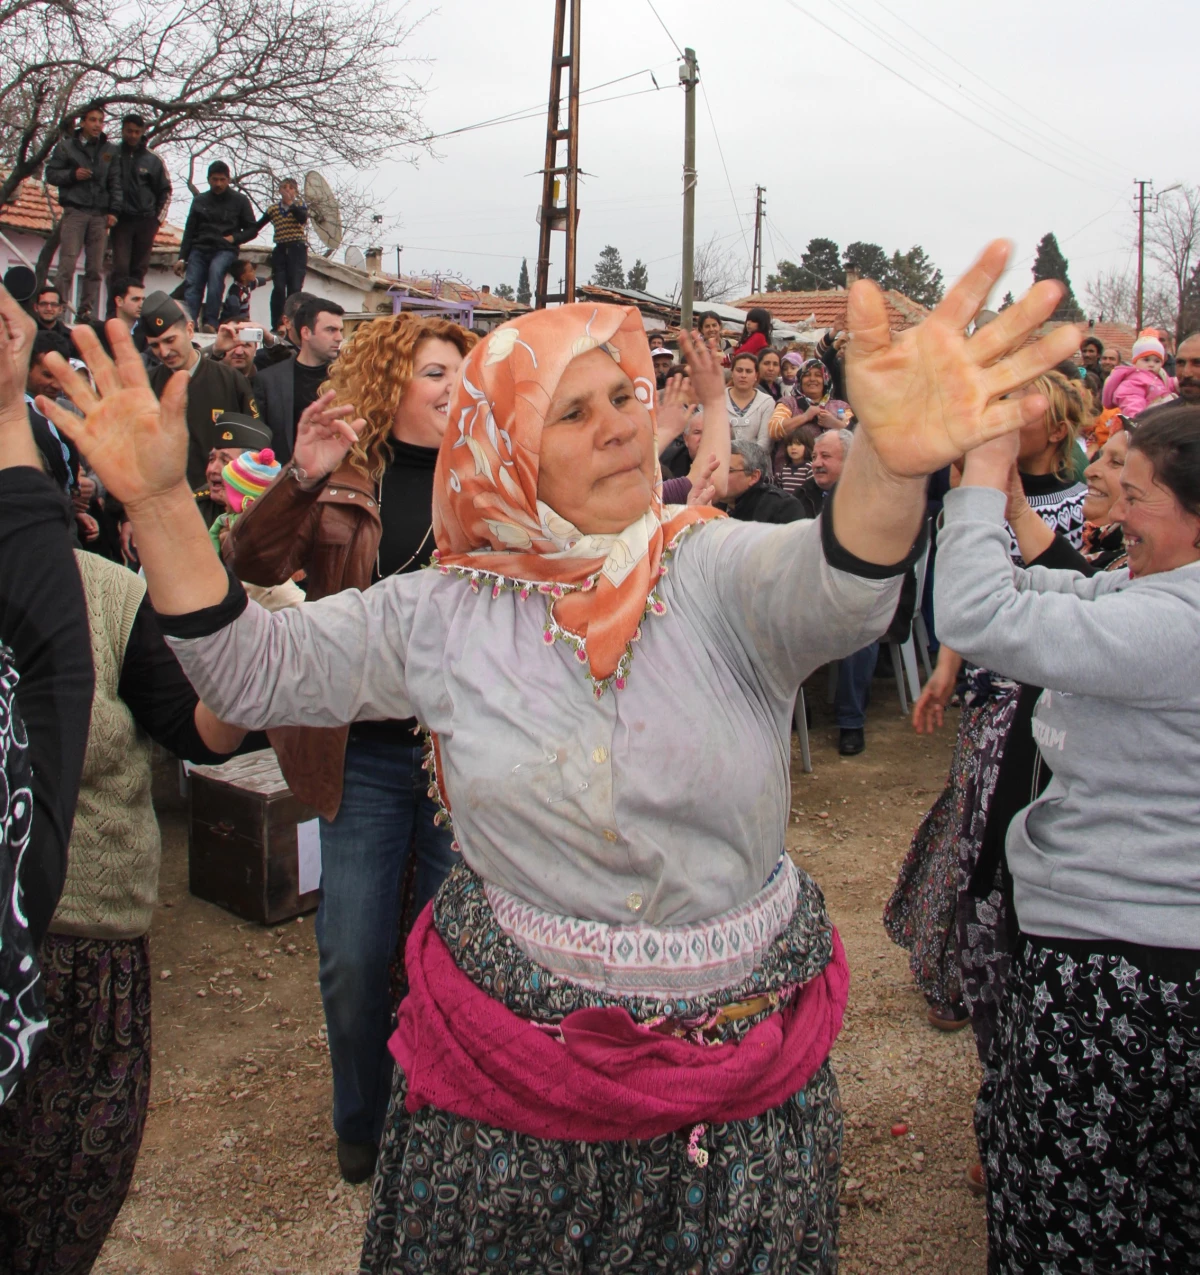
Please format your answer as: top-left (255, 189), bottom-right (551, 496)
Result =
top-left (887, 521), bottom-right (933, 716)
top-left (792, 686), bottom-right (812, 773)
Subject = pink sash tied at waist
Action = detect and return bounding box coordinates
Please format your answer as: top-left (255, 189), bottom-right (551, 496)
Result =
top-left (389, 902), bottom-right (849, 1143)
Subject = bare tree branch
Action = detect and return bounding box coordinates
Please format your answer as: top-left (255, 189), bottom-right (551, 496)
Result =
top-left (1084, 268), bottom-right (1137, 327)
top-left (0, 0), bottom-right (430, 216)
top-left (1145, 184), bottom-right (1200, 343)
top-left (691, 232), bottom-right (747, 304)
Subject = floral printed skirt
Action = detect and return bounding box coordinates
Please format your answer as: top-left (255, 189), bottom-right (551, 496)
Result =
top-left (360, 863), bottom-right (843, 1274)
top-left (883, 677), bottom-right (1019, 1011)
top-left (0, 933), bottom-right (152, 1275)
top-left (978, 934), bottom-right (1200, 1273)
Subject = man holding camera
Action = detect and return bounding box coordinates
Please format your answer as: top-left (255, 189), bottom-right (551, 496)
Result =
top-left (140, 291), bottom-right (260, 521)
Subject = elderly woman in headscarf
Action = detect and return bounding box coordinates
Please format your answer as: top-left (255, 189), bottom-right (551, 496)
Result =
top-left (766, 357), bottom-right (842, 473)
top-left (40, 241), bottom-right (1078, 1274)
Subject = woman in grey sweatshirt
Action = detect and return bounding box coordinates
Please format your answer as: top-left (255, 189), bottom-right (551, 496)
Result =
top-left (934, 405), bottom-right (1200, 1274)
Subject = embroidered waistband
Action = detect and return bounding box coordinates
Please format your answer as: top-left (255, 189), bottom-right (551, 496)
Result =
top-left (483, 853), bottom-right (801, 998)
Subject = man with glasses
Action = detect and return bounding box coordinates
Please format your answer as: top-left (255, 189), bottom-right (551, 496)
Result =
top-left (722, 440), bottom-right (808, 524)
top-left (32, 287), bottom-right (74, 343)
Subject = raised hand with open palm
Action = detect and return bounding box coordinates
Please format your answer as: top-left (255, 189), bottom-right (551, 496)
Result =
top-left (845, 239), bottom-right (1082, 478)
top-left (36, 321), bottom-right (190, 510)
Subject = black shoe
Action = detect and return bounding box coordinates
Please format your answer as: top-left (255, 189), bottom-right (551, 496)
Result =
top-left (838, 728), bottom-right (865, 756)
top-left (337, 1138), bottom-right (378, 1184)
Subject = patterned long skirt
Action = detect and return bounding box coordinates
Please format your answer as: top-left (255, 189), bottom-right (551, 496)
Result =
top-left (360, 865), bottom-right (843, 1274)
top-left (0, 934), bottom-right (152, 1274)
top-left (883, 677), bottom-right (1019, 1013)
top-left (978, 934), bottom-right (1200, 1272)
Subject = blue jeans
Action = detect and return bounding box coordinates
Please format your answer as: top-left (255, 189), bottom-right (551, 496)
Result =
top-left (182, 247), bottom-right (236, 327)
top-left (834, 642), bottom-right (879, 729)
top-left (270, 242), bottom-right (308, 328)
top-left (314, 734), bottom-right (458, 1147)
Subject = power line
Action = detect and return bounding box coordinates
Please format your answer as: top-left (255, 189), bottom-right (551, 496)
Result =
top-left (868, 0), bottom-right (1123, 180)
top-left (764, 218), bottom-right (847, 291)
top-left (644, 0), bottom-right (686, 59)
top-left (698, 81), bottom-right (752, 266)
top-left (779, 0), bottom-right (1116, 194)
top-left (422, 68), bottom-right (667, 142)
top-left (400, 244), bottom-right (529, 261)
top-left (830, 0), bottom-right (1124, 187)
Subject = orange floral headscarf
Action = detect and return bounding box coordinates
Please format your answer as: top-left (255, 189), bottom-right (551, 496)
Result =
top-left (432, 303), bottom-right (720, 692)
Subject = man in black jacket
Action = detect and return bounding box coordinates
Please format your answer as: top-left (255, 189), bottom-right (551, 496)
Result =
top-left (45, 104), bottom-right (122, 321)
top-left (724, 440), bottom-right (808, 524)
top-left (108, 115), bottom-right (172, 297)
top-left (253, 296), bottom-right (344, 461)
top-left (173, 161), bottom-right (257, 332)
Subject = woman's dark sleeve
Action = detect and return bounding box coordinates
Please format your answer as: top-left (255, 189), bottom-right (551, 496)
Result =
top-left (0, 467), bottom-right (94, 944)
top-left (1027, 534), bottom-right (1095, 576)
top-left (118, 597), bottom-right (267, 763)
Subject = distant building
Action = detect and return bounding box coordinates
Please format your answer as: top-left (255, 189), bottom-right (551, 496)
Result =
top-left (732, 287), bottom-right (929, 339)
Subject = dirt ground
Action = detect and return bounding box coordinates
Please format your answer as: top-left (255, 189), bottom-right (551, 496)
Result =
top-left (93, 677), bottom-right (986, 1274)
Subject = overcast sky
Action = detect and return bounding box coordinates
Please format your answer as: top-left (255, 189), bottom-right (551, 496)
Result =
top-left (320, 0), bottom-right (1199, 309)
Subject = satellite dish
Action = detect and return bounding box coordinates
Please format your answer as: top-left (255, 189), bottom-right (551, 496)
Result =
top-left (304, 170), bottom-right (343, 257)
top-left (344, 245), bottom-right (366, 271)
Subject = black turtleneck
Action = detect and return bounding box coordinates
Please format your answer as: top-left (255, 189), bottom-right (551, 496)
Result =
top-left (374, 438), bottom-right (439, 581)
top-left (350, 439), bottom-right (441, 747)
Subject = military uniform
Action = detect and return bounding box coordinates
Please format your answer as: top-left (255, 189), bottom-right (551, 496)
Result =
top-left (141, 292), bottom-right (262, 506)
top-left (191, 411), bottom-right (272, 527)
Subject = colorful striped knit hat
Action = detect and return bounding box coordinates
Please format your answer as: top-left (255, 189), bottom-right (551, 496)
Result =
top-left (222, 448), bottom-right (279, 513)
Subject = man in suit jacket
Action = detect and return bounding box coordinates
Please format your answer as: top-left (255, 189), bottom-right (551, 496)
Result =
top-left (254, 296), bottom-right (343, 461)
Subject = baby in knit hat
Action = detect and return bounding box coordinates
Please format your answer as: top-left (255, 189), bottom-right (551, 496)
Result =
top-left (208, 448), bottom-right (280, 550)
top-left (1101, 331), bottom-right (1178, 417)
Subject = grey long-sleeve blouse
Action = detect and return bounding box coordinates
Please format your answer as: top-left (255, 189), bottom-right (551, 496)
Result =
top-left (167, 515), bottom-right (901, 926)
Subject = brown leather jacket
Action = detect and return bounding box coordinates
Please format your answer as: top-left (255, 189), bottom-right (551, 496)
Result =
top-left (224, 462), bottom-right (381, 818)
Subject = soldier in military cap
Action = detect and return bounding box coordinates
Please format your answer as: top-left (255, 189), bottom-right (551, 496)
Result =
top-left (195, 411), bottom-right (272, 526)
top-left (141, 291), bottom-right (260, 506)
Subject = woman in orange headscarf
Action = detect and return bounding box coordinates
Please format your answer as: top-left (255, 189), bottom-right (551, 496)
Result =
top-left (44, 242), bottom-right (1079, 1272)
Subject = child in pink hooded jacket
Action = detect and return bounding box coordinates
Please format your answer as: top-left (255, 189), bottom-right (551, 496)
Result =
top-left (1102, 331), bottom-right (1178, 416)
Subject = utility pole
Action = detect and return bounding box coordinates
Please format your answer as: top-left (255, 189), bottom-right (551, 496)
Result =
top-left (1134, 178), bottom-right (1152, 333)
top-left (751, 186), bottom-right (766, 294)
top-left (534, 0), bottom-right (582, 309)
top-left (679, 47), bottom-right (698, 333)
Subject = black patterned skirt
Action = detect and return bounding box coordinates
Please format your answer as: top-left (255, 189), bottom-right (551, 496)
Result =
top-left (883, 674), bottom-right (1019, 1012)
top-left (978, 933), bottom-right (1200, 1272)
top-left (360, 864), bottom-right (843, 1274)
top-left (0, 933), bottom-right (152, 1275)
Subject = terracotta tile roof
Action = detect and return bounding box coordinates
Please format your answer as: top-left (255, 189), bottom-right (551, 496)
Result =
top-left (1017, 319), bottom-right (1138, 357)
top-left (0, 175), bottom-right (181, 248)
top-left (732, 288), bottom-right (929, 332)
top-left (1062, 319), bottom-right (1136, 356)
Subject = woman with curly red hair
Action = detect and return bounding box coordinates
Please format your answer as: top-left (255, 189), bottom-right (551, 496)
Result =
top-left (224, 312), bottom-right (477, 1186)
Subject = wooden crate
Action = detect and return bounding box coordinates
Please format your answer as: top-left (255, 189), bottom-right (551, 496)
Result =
top-left (187, 749), bottom-right (321, 925)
